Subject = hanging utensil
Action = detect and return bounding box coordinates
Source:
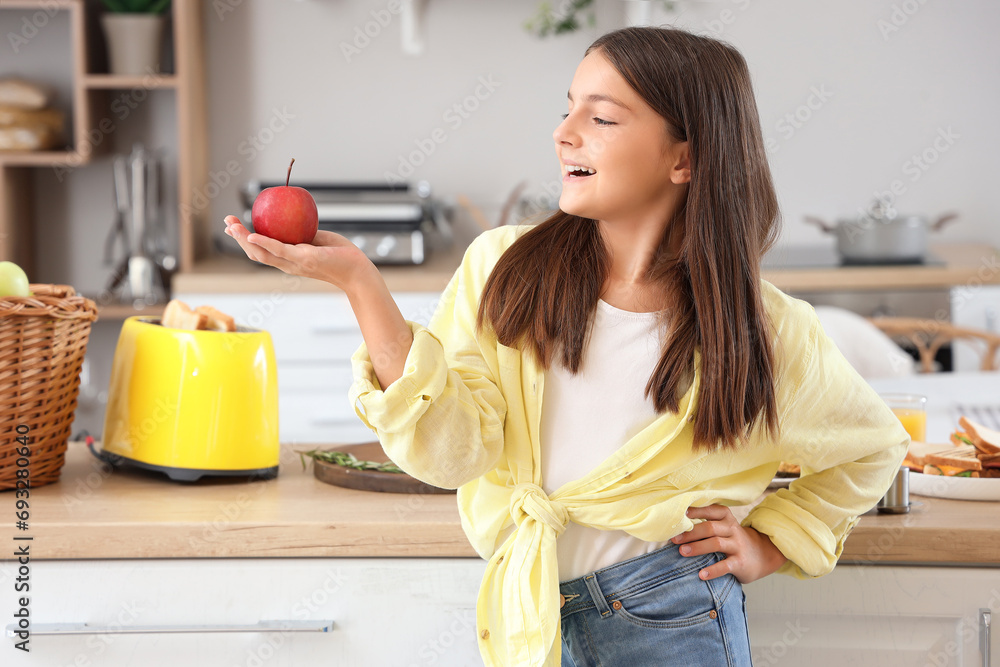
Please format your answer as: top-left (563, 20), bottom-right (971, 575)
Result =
top-left (102, 155), bottom-right (131, 266)
top-left (126, 144), bottom-right (158, 306)
top-left (103, 144), bottom-right (174, 305)
top-left (145, 152), bottom-right (177, 291)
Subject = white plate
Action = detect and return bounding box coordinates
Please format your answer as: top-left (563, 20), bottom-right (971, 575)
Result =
top-left (767, 476), bottom-right (795, 489)
top-left (908, 472), bottom-right (1000, 501)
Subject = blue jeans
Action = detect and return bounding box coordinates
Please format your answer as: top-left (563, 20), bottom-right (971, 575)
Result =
top-left (558, 542), bottom-right (753, 666)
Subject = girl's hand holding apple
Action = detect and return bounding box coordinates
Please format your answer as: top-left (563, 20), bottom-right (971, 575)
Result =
top-left (223, 215), bottom-right (413, 391)
top-left (223, 216), bottom-right (377, 295)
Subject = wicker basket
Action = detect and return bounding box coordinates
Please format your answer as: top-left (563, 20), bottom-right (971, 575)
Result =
top-left (0, 284), bottom-right (98, 490)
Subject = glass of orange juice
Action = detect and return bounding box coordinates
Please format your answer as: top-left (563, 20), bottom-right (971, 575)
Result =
top-left (880, 393), bottom-right (927, 442)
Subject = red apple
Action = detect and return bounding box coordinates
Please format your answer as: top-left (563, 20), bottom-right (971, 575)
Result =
top-left (251, 158), bottom-right (319, 245)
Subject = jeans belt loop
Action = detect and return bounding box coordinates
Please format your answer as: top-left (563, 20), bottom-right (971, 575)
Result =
top-left (584, 574), bottom-right (613, 618)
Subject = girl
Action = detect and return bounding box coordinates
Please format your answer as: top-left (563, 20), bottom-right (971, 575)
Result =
top-left (225, 26), bottom-right (908, 667)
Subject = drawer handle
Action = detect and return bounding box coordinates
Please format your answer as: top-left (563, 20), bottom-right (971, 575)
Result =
top-left (982, 608), bottom-right (991, 667)
top-left (311, 326), bottom-right (359, 335)
top-left (310, 418), bottom-right (354, 426)
top-left (5, 620), bottom-right (334, 637)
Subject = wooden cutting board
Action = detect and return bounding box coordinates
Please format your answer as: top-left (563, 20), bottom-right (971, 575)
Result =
top-left (311, 442), bottom-right (455, 494)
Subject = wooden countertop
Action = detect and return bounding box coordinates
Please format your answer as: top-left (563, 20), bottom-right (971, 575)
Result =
top-left (173, 229), bottom-right (474, 295)
top-left (174, 233), bottom-right (999, 296)
top-left (2, 441), bottom-right (476, 560)
top-left (760, 243), bottom-right (1000, 292)
top-left (3, 441), bottom-right (998, 564)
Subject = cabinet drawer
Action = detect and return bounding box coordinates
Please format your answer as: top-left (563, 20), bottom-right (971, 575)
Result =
top-left (1, 558), bottom-right (485, 666)
top-left (276, 363), bottom-right (369, 443)
top-left (174, 292), bottom-right (442, 363)
top-left (279, 389), bottom-right (374, 444)
top-left (278, 362), bottom-right (353, 394)
top-left (745, 564), bottom-right (1000, 666)
top-left (173, 293), bottom-right (360, 362)
top-left (950, 284), bottom-right (1000, 372)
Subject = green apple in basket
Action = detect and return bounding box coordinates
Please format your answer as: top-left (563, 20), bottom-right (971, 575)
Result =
top-left (0, 261), bottom-right (32, 297)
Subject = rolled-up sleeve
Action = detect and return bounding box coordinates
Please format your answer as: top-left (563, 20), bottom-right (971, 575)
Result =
top-left (348, 233), bottom-right (509, 489)
top-left (741, 304), bottom-right (910, 578)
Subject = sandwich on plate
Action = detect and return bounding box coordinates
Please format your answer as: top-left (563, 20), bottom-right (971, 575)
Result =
top-left (954, 417), bottom-right (1000, 478)
top-left (905, 417), bottom-right (1000, 479)
top-left (922, 444), bottom-right (983, 478)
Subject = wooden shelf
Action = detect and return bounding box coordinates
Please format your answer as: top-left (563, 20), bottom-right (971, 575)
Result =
top-left (0, 150), bottom-right (87, 167)
top-left (93, 299), bottom-right (166, 321)
top-left (83, 74), bottom-right (178, 90)
top-left (0, 0), bottom-right (77, 9)
top-left (0, 0), bottom-right (208, 283)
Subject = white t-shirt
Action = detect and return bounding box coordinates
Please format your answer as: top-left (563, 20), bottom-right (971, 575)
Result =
top-left (540, 298), bottom-right (677, 581)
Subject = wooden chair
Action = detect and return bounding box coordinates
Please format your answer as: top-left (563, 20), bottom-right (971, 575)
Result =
top-left (866, 317), bottom-right (1000, 372)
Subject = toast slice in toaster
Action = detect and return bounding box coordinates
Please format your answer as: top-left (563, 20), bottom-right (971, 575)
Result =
top-left (195, 305), bottom-right (236, 332)
top-left (161, 299), bottom-right (207, 331)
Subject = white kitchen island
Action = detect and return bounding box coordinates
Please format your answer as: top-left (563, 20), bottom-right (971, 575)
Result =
top-left (744, 370), bottom-right (1000, 667)
top-left (3, 421), bottom-right (999, 666)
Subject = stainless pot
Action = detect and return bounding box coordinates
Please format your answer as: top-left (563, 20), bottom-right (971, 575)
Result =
top-left (804, 199), bottom-right (958, 264)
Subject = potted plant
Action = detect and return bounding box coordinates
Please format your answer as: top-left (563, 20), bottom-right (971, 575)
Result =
top-left (524, 0), bottom-right (678, 37)
top-left (100, 0), bottom-right (172, 76)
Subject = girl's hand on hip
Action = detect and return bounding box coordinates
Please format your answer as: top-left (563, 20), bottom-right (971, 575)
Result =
top-left (224, 215), bottom-right (375, 294)
top-left (671, 504), bottom-right (788, 584)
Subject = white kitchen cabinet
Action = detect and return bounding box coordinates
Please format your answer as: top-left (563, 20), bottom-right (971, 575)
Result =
top-left (950, 284), bottom-right (1000, 372)
top-left (1, 557), bottom-right (486, 666)
top-left (173, 291), bottom-right (442, 444)
top-left (5, 559), bottom-right (995, 666)
top-left (744, 564), bottom-right (998, 666)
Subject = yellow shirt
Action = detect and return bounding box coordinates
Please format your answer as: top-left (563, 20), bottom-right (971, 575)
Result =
top-left (349, 225), bottom-right (909, 667)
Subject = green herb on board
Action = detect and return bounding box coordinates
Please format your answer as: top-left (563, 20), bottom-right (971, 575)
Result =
top-left (299, 449), bottom-right (404, 474)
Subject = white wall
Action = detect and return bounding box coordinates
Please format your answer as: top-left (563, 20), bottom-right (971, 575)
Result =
top-left (22, 0), bottom-right (1000, 295)
top-left (12, 0), bottom-right (1000, 437)
top-left (202, 0), bottom-right (1000, 250)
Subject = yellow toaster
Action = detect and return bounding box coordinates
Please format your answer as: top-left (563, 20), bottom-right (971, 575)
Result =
top-left (96, 316), bottom-right (280, 482)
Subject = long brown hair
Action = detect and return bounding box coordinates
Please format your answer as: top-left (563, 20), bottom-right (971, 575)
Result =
top-left (477, 26), bottom-right (781, 453)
